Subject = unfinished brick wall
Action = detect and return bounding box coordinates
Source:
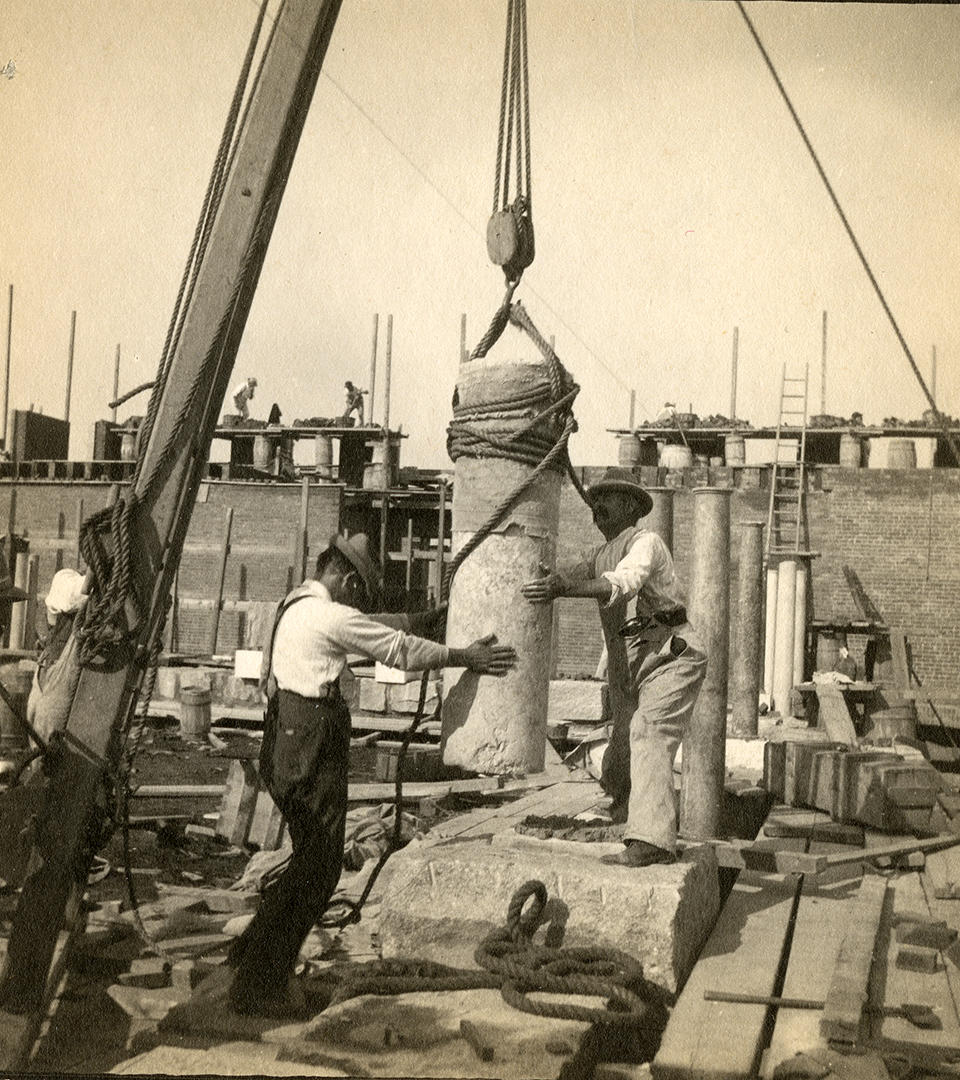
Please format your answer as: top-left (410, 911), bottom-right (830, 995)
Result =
top-left (0, 480), bottom-right (341, 654)
top-left (552, 465), bottom-right (960, 714)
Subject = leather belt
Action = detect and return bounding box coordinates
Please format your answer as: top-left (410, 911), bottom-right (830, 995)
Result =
top-left (618, 605), bottom-right (687, 639)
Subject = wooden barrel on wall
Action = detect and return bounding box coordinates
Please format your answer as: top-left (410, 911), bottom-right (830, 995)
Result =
top-left (660, 445), bottom-right (693, 469)
top-left (724, 432), bottom-right (746, 465)
top-left (180, 687), bottom-right (211, 737)
top-left (887, 439), bottom-right (917, 469)
top-left (839, 433), bottom-right (862, 468)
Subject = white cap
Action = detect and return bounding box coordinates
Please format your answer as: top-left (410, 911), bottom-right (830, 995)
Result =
top-left (45, 569), bottom-right (87, 617)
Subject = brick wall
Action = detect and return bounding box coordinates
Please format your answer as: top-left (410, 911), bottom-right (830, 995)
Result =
top-left (552, 465), bottom-right (960, 713)
top-left (0, 479), bottom-right (341, 654)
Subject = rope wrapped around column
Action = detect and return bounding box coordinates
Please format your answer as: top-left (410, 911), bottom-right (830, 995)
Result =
top-left (441, 302), bottom-right (583, 774)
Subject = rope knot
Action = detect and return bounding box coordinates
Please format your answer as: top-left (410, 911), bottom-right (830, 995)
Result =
top-left (506, 880), bottom-right (547, 943)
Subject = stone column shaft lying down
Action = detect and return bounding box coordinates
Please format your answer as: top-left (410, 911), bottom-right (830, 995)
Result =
top-left (730, 521), bottom-right (764, 737)
top-left (763, 564), bottom-right (778, 697)
top-left (441, 357), bottom-right (561, 775)
top-left (679, 487), bottom-right (731, 841)
top-left (645, 487), bottom-right (675, 552)
top-left (772, 557), bottom-right (798, 716)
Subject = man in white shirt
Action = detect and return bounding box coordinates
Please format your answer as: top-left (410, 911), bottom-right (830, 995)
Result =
top-left (232, 376), bottom-right (257, 419)
top-left (226, 532), bottom-right (515, 1017)
top-left (522, 468), bottom-right (707, 868)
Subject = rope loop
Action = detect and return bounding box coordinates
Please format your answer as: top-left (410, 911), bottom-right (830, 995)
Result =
top-left (506, 879), bottom-right (547, 943)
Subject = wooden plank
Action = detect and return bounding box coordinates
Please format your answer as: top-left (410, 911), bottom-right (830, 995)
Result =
top-left (653, 872), bottom-right (801, 1080)
top-left (888, 627), bottom-right (910, 693)
top-left (876, 871), bottom-right (960, 1059)
top-left (815, 684), bottom-right (858, 744)
top-left (762, 875), bottom-right (857, 1077)
top-left (819, 875), bottom-right (887, 1046)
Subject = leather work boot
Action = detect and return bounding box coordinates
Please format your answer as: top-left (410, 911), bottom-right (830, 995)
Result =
top-left (601, 840), bottom-right (676, 867)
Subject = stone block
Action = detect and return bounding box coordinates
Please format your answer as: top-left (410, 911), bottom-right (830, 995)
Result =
top-left (378, 832), bottom-right (719, 994)
top-left (291, 987), bottom-right (593, 1080)
top-left (387, 678), bottom-right (440, 714)
top-left (153, 667), bottom-right (179, 702)
top-left (546, 679), bottom-right (605, 723)
top-left (358, 678), bottom-right (387, 713)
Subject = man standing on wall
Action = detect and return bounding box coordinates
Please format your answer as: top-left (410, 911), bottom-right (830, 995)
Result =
top-left (232, 376), bottom-right (258, 419)
top-left (344, 381), bottom-right (367, 425)
top-left (521, 468), bottom-right (706, 867)
top-left (225, 533), bottom-right (516, 1016)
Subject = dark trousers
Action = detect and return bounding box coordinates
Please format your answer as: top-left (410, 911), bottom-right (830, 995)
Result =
top-left (228, 688), bottom-right (350, 1002)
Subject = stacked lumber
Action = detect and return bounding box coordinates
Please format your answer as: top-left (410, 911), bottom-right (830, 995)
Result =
top-left (763, 740), bottom-right (942, 833)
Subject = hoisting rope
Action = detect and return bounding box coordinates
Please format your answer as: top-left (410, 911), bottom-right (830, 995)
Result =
top-left (735, 0), bottom-right (960, 468)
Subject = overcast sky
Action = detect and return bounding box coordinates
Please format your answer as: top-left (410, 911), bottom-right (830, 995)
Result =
top-left (4, 1), bottom-right (958, 467)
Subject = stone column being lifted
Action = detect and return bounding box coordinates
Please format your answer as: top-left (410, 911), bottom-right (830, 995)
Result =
top-left (440, 355), bottom-right (562, 775)
top-left (730, 522), bottom-right (764, 737)
top-left (680, 487), bottom-right (731, 840)
top-left (645, 487), bottom-right (675, 552)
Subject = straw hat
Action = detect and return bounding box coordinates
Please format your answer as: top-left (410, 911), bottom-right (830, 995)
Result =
top-left (329, 533), bottom-right (383, 601)
top-left (586, 468), bottom-right (653, 518)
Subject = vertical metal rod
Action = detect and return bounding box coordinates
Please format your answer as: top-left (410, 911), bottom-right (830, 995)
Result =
top-left (379, 491), bottom-right (389, 575)
top-left (460, 313), bottom-right (467, 364)
top-left (730, 522), bottom-right (764, 736)
top-left (679, 487), bottom-right (732, 840)
top-left (165, 566), bottom-right (179, 654)
top-left (435, 480), bottom-right (447, 603)
top-left (629, 389), bottom-right (636, 430)
top-left (74, 498), bottom-right (84, 569)
top-left (55, 512), bottom-right (66, 572)
top-left (112, 344), bottom-right (121, 424)
top-left (65, 310), bottom-right (77, 423)
top-left (206, 507), bottom-right (233, 656)
top-left (931, 345), bottom-right (937, 403)
top-left (3, 285), bottom-right (12, 448)
top-left (382, 314), bottom-right (393, 434)
top-left (295, 477), bottom-right (310, 584)
top-left (24, 555), bottom-right (39, 652)
top-left (368, 313), bottom-right (379, 427)
top-left (404, 516), bottom-right (414, 595)
top-left (730, 326), bottom-right (739, 420)
top-left (820, 310), bottom-right (827, 415)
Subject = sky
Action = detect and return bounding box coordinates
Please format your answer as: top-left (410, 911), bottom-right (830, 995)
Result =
top-left (3, 0), bottom-right (958, 469)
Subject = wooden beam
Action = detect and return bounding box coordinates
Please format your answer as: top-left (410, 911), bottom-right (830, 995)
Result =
top-left (819, 875), bottom-right (887, 1046)
top-left (0, 0), bottom-right (344, 1043)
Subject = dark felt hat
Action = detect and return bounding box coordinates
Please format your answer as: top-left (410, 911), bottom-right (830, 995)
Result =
top-left (329, 532), bottom-right (383, 601)
top-left (586, 468), bottom-right (653, 518)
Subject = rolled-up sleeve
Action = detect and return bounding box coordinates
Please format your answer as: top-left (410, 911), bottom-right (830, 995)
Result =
top-left (601, 533), bottom-right (665, 606)
top-left (333, 608), bottom-right (450, 671)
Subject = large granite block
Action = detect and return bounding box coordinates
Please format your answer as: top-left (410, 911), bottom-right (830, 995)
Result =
top-left (546, 679), bottom-right (605, 723)
top-left (378, 832), bottom-right (719, 994)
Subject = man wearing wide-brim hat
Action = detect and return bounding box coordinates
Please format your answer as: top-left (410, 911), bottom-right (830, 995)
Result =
top-left (522, 467), bottom-right (707, 868)
top-left (224, 532), bottom-right (516, 1018)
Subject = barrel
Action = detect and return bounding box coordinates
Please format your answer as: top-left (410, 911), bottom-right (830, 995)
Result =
top-left (724, 432), bottom-right (746, 465)
top-left (179, 687), bottom-right (211, 738)
top-left (120, 432), bottom-right (137, 462)
top-left (617, 434), bottom-right (641, 468)
top-left (839, 433), bottom-right (863, 468)
top-left (887, 439), bottom-right (916, 469)
top-left (864, 704), bottom-right (917, 741)
top-left (660, 445), bottom-right (693, 469)
top-left (253, 435), bottom-right (274, 470)
top-left (0, 664), bottom-right (33, 753)
top-left (315, 435), bottom-right (334, 480)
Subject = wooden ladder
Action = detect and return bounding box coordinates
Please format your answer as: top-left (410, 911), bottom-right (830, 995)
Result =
top-left (766, 363), bottom-right (810, 557)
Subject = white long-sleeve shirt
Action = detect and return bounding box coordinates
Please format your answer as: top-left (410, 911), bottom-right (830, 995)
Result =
top-left (271, 580), bottom-right (449, 698)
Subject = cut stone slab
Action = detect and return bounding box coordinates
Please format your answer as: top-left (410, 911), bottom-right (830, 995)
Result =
top-left (378, 832), bottom-right (719, 994)
top-left (290, 987), bottom-right (593, 1079)
top-left (547, 679), bottom-right (604, 723)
